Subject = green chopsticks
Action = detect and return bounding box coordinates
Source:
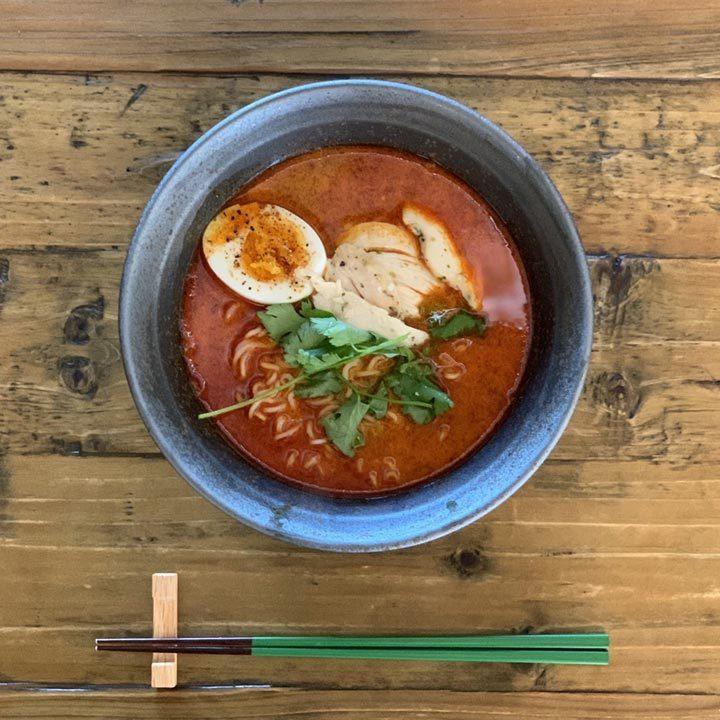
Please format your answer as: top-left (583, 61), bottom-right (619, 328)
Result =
top-left (96, 632), bottom-right (609, 666)
top-left (250, 633), bottom-right (608, 649)
top-left (251, 647), bottom-right (607, 665)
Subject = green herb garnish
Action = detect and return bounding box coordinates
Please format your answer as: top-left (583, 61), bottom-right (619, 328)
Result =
top-left (427, 308), bottom-right (486, 341)
top-left (281, 322), bottom-right (327, 365)
top-left (321, 392), bottom-right (369, 457)
top-left (293, 370), bottom-right (345, 398)
top-left (257, 303), bottom-right (304, 341)
top-left (299, 298), bottom-right (333, 319)
top-left (200, 299), bottom-right (457, 456)
top-left (365, 382), bottom-right (389, 419)
top-left (196, 376), bottom-right (302, 420)
top-left (309, 316), bottom-right (372, 347)
top-left (385, 358), bottom-right (453, 424)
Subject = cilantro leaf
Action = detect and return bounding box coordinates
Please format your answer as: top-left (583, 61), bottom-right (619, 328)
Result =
top-left (294, 370), bottom-right (345, 398)
top-left (401, 402), bottom-right (434, 424)
top-left (428, 309), bottom-right (486, 340)
top-left (206, 300), bottom-right (455, 427)
top-left (366, 382), bottom-right (389, 419)
top-left (295, 320), bottom-right (327, 348)
top-left (310, 316), bottom-right (373, 347)
top-left (294, 348), bottom-right (345, 374)
top-left (257, 303), bottom-right (304, 341)
top-left (386, 359), bottom-right (453, 424)
top-left (281, 320), bottom-right (327, 365)
top-left (249, 299), bottom-right (452, 444)
top-left (381, 344), bottom-right (415, 361)
top-left (300, 299), bottom-right (334, 319)
top-left (322, 393), bottom-right (370, 457)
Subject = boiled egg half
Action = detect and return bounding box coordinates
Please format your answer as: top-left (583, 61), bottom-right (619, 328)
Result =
top-left (202, 202), bottom-right (327, 304)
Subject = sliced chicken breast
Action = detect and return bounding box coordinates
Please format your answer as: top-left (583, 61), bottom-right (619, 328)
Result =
top-left (312, 279), bottom-right (429, 347)
top-left (326, 222), bottom-right (443, 319)
top-left (334, 221), bottom-right (419, 256)
top-left (402, 203), bottom-right (482, 311)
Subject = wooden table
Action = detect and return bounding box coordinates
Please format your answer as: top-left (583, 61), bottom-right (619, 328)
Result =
top-left (1, 2), bottom-right (719, 718)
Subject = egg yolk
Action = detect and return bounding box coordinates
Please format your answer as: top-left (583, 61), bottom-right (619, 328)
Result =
top-left (207, 203), bottom-right (311, 283)
top-left (239, 205), bottom-right (310, 282)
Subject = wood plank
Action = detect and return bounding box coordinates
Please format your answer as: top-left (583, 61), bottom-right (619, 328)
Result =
top-left (2, 72), bottom-right (720, 258)
top-left (1, 249), bottom-right (719, 459)
top-left (2, 4), bottom-right (718, 711)
top-left (1, 1), bottom-right (719, 78)
top-left (1, 247), bottom-right (715, 691)
top-left (1, 60), bottom-right (719, 707)
top-left (1, 454), bottom-right (719, 690)
top-left (3, 626), bottom-right (719, 694)
top-left (5, 0), bottom-right (720, 35)
top-left (1, 688), bottom-right (719, 720)
top-left (3, 455), bottom-right (720, 550)
top-left (0, 532), bottom-right (716, 633)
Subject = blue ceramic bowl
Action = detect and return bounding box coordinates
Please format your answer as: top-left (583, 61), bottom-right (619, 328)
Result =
top-left (120, 80), bottom-right (592, 552)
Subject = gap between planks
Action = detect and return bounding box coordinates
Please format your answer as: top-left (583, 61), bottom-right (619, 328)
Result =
top-left (4, 68), bottom-right (720, 84)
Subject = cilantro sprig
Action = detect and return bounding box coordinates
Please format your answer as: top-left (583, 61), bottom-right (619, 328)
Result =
top-left (322, 392), bottom-right (369, 457)
top-left (386, 359), bottom-right (453, 424)
top-left (427, 308), bottom-right (486, 340)
top-left (198, 300), bottom-right (454, 457)
top-left (256, 303), bottom-right (305, 341)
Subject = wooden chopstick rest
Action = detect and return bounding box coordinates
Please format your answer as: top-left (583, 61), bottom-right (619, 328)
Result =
top-left (151, 573), bottom-right (178, 689)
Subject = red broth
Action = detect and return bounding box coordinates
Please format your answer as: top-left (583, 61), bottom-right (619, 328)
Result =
top-left (181, 146), bottom-right (531, 495)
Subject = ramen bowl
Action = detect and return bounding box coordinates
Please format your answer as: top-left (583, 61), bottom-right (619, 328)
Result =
top-left (120, 80), bottom-right (592, 552)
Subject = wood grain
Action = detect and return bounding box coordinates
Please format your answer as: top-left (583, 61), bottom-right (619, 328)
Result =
top-left (0, 451), bottom-right (719, 690)
top-left (2, 248), bottom-right (719, 460)
top-left (0, 67), bottom-right (718, 695)
top-left (2, 72), bottom-right (720, 258)
top-left (1, 1), bottom-right (719, 78)
top-left (151, 573), bottom-right (178, 688)
top-left (1, 3), bottom-right (720, 713)
top-left (2, 688), bottom-right (719, 720)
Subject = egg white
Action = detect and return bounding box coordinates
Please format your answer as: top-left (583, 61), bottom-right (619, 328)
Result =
top-left (202, 203), bottom-right (326, 304)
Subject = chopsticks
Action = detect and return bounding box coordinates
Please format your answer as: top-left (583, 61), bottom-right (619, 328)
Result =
top-left (96, 633), bottom-right (609, 665)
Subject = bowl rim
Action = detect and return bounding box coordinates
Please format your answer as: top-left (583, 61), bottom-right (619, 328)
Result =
top-left (120, 78), bottom-right (593, 551)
